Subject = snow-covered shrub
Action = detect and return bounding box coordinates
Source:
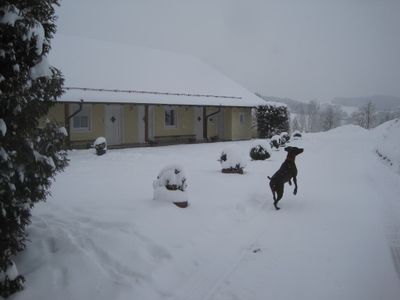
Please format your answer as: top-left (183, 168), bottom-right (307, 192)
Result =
top-left (0, 1), bottom-right (67, 296)
top-left (219, 148), bottom-right (247, 174)
top-left (270, 135), bottom-right (281, 150)
top-left (250, 144), bottom-right (271, 160)
top-left (153, 165), bottom-right (188, 208)
top-left (292, 130), bottom-right (302, 139)
top-left (280, 132), bottom-right (290, 145)
top-left (94, 137), bottom-right (107, 156)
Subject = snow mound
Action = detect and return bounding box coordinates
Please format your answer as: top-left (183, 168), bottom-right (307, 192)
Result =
top-left (373, 118), bottom-right (400, 173)
top-left (93, 136), bottom-right (107, 147)
top-left (219, 147), bottom-right (247, 170)
top-left (323, 124), bottom-right (367, 136)
top-left (153, 165), bottom-right (188, 204)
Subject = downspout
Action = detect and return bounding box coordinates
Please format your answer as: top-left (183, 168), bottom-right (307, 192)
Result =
top-left (65, 99), bottom-right (84, 148)
top-left (204, 106), bottom-right (221, 141)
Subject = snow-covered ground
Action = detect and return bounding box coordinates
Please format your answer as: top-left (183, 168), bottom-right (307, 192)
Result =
top-left (10, 123), bottom-right (400, 300)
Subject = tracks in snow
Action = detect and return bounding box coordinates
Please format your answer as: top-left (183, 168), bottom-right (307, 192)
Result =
top-left (163, 201), bottom-right (273, 300)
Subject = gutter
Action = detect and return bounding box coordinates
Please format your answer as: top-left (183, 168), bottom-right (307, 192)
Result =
top-left (65, 99), bottom-right (83, 148)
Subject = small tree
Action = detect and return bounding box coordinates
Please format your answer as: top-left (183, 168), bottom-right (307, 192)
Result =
top-left (306, 100), bottom-right (321, 132)
top-left (351, 101), bottom-right (376, 129)
top-left (0, 1), bottom-right (67, 297)
top-left (256, 105), bottom-right (289, 138)
top-left (320, 105), bottom-right (344, 131)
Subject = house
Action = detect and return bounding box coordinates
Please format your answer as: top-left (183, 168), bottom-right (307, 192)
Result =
top-left (47, 36), bottom-right (269, 148)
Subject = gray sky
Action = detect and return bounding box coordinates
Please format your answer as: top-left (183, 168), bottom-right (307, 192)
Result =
top-left (56, 0), bottom-right (400, 102)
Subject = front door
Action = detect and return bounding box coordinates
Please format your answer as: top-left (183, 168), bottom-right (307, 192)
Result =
top-left (105, 104), bottom-right (123, 146)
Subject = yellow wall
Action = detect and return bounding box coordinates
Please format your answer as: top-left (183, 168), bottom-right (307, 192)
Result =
top-left (46, 103), bottom-right (65, 124)
top-left (123, 104), bottom-right (139, 143)
top-left (70, 104), bottom-right (105, 142)
top-left (231, 107), bottom-right (252, 140)
top-left (44, 103), bottom-right (253, 146)
top-left (154, 106), bottom-right (195, 137)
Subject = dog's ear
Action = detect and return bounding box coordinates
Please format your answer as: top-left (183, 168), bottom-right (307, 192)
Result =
top-left (284, 147), bottom-right (291, 152)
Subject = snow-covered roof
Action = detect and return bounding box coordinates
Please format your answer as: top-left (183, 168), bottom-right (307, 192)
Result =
top-left (49, 35), bottom-right (269, 107)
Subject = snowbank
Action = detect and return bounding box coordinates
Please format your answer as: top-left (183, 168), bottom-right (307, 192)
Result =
top-left (9, 133), bottom-right (400, 300)
top-left (373, 118), bottom-right (400, 173)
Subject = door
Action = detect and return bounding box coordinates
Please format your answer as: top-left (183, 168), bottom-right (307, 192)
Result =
top-left (195, 107), bottom-right (203, 141)
top-left (105, 104), bottom-right (123, 146)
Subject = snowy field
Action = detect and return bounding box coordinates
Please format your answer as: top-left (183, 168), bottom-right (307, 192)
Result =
top-left (10, 123), bottom-right (400, 300)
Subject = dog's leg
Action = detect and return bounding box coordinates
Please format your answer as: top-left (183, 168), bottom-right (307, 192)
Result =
top-left (293, 176), bottom-right (298, 195)
top-left (274, 184), bottom-right (284, 210)
top-left (288, 179), bottom-right (292, 186)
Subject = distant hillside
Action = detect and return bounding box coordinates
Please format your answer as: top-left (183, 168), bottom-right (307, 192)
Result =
top-left (332, 95), bottom-right (400, 111)
top-left (255, 94), bottom-right (307, 113)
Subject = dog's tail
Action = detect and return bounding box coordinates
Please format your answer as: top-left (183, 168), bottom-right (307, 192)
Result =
top-left (267, 176), bottom-right (271, 180)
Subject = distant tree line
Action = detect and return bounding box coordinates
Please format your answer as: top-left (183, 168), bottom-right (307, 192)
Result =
top-left (290, 100), bottom-right (400, 132)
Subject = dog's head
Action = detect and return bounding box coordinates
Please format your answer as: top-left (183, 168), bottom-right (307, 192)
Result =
top-left (284, 146), bottom-right (304, 157)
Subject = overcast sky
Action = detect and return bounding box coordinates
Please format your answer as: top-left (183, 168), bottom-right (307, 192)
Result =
top-left (56, 0), bottom-right (400, 102)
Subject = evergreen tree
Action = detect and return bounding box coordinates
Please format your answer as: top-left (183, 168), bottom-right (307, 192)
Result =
top-left (256, 105), bottom-right (289, 138)
top-left (0, 1), bottom-right (67, 297)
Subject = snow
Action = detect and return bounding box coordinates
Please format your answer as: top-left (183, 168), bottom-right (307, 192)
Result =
top-left (153, 165), bottom-right (188, 204)
top-left (219, 147), bottom-right (247, 170)
top-left (0, 261), bottom-right (19, 281)
top-left (23, 21), bottom-right (45, 55)
top-left (373, 118), bottom-right (400, 173)
top-left (11, 125), bottom-right (400, 300)
top-left (93, 136), bottom-right (107, 147)
top-left (0, 5), bottom-right (21, 26)
top-left (0, 118), bottom-right (6, 136)
top-left (58, 127), bottom-right (68, 137)
top-left (48, 35), bottom-right (269, 108)
top-left (0, 147), bottom-right (9, 160)
top-left (29, 56), bottom-right (52, 80)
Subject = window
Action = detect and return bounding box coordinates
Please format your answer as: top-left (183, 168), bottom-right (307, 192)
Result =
top-left (71, 104), bottom-right (91, 131)
top-left (239, 112), bottom-right (245, 125)
top-left (164, 106), bottom-right (177, 128)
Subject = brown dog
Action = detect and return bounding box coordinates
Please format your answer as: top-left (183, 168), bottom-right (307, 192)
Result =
top-left (268, 146), bottom-right (304, 210)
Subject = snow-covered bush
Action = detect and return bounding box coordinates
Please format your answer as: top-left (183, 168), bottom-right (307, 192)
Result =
top-left (280, 132), bottom-right (290, 145)
top-left (292, 130), bottom-right (302, 139)
top-left (270, 135), bottom-right (281, 150)
top-left (219, 148), bottom-right (247, 174)
top-left (0, 1), bottom-right (66, 296)
top-left (250, 144), bottom-right (271, 160)
top-left (94, 137), bottom-right (107, 156)
top-left (153, 165), bottom-right (188, 208)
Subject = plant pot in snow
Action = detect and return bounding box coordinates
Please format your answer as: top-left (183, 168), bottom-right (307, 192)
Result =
top-left (280, 132), bottom-right (290, 145)
top-left (219, 148), bottom-right (247, 174)
top-left (270, 135), bottom-right (281, 150)
top-left (292, 130), bottom-right (302, 139)
top-left (153, 165), bottom-right (189, 208)
top-left (250, 144), bottom-right (271, 160)
top-left (93, 137), bottom-right (107, 155)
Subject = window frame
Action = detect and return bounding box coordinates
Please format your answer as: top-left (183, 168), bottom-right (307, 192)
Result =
top-left (70, 104), bottom-right (92, 132)
top-left (239, 112), bottom-right (245, 126)
top-left (164, 106), bottom-right (178, 128)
